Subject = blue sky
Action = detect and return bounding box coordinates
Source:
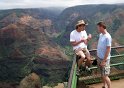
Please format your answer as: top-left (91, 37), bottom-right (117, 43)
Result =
top-left (0, 0), bottom-right (124, 9)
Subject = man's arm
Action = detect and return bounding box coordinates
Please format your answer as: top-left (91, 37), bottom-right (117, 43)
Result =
top-left (103, 37), bottom-right (111, 61)
top-left (70, 39), bottom-right (84, 46)
top-left (103, 46), bottom-right (111, 62)
top-left (87, 34), bottom-right (92, 41)
top-left (100, 46), bottom-right (111, 67)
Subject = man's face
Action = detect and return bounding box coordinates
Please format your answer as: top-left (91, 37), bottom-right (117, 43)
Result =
top-left (78, 24), bottom-right (85, 31)
top-left (97, 26), bottom-right (102, 33)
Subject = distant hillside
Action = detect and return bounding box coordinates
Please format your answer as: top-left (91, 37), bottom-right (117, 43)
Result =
top-left (57, 4), bottom-right (124, 49)
top-left (0, 8), bottom-right (63, 37)
top-left (1, 4), bottom-right (124, 87)
top-left (45, 7), bottom-right (66, 15)
top-left (0, 8), bottom-right (69, 86)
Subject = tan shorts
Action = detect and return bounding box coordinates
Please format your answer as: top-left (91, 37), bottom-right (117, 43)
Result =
top-left (74, 48), bottom-right (90, 60)
top-left (97, 57), bottom-right (110, 76)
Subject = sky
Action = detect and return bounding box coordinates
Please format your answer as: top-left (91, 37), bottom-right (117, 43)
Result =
top-left (0, 0), bottom-right (124, 9)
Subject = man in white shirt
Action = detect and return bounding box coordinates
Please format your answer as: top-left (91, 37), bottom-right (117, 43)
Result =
top-left (97, 21), bottom-right (112, 88)
top-left (70, 20), bottom-right (92, 75)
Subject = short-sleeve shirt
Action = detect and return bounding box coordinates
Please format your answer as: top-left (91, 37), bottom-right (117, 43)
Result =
top-left (97, 32), bottom-right (112, 59)
top-left (70, 30), bottom-right (88, 50)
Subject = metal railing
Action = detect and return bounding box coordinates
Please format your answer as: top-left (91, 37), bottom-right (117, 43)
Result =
top-left (67, 56), bottom-right (77, 88)
top-left (67, 46), bottom-right (124, 88)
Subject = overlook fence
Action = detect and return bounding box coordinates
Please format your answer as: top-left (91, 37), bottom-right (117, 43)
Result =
top-left (68, 46), bottom-right (124, 88)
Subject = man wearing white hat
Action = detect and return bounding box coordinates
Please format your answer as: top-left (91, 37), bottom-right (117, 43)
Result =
top-left (70, 20), bottom-right (92, 75)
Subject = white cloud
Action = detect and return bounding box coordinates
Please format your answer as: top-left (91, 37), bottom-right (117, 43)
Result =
top-left (0, 0), bottom-right (124, 9)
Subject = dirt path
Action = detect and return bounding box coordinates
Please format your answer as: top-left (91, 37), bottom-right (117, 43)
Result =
top-left (88, 78), bottom-right (124, 88)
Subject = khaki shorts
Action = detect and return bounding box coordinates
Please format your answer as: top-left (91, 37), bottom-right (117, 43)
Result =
top-left (74, 48), bottom-right (90, 61)
top-left (97, 57), bottom-right (110, 76)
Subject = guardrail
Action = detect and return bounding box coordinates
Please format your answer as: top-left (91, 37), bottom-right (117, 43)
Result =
top-left (67, 56), bottom-right (77, 88)
top-left (67, 46), bottom-right (124, 88)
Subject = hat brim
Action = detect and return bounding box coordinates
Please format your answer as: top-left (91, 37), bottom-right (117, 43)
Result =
top-left (76, 23), bottom-right (88, 27)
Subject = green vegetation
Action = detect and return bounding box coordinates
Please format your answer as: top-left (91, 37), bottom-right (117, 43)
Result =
top-left (111, 18), bottom-right (122, 32)
top-left (0, 58), bottom-right (31, 82)
top-left (63, 46), bottom-right (74, 60)
top-left (116, 35), bottom-right (124, 45)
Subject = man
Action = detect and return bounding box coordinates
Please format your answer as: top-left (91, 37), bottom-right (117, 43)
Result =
top-left (70, 20), bottom-right (92, 75)
top-left (97, 21), bottom-right (112, 88)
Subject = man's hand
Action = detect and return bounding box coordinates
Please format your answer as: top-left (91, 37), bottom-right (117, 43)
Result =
top-left (81, 38), bottom-right (88, 44)
top-left (100, 60), bottom-right (106, 67)
top-left (84, 39), bottom-right (88, 45)
top-left (70, 39), bottom-right (84, 46)
top-left (80, 38), bottom-right (85, 42)
top-left (88, 34), bottom-right (92, 40)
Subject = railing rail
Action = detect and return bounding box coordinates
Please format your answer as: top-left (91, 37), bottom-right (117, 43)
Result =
top-left (67, 45), bottom-right (124, 88)
top-left (67, 56), bottom-right (77, 88)
top-left (89, 45), bottom-right (124, 52)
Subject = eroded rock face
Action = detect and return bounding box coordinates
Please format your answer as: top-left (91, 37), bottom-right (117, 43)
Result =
top-left (0, 11), bottom-right (70, 85)
top-left (19, 73), bottom-right (42, 88)
top-left (0, 13), bottom-right (68, 60)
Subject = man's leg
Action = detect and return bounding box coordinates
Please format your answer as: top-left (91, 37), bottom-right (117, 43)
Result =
top-left (105, 76), bottom-right (111, 88)
top-left (102, 76), bottom-right (106, 88)
top-left (97, 58), bottom-right (107, 88)
top-left (77, 51), bottom-right (85, 70)
top-left (85, 49), bottom-right (91, 67)
top-left (102, 75), bottom-right (111, 88)
top-left (85, 57), bottom-right (91, 67)
top-left (75, 51), bottom-right (86, 76)
top-left (101, 59), bottom-right (111, 88)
